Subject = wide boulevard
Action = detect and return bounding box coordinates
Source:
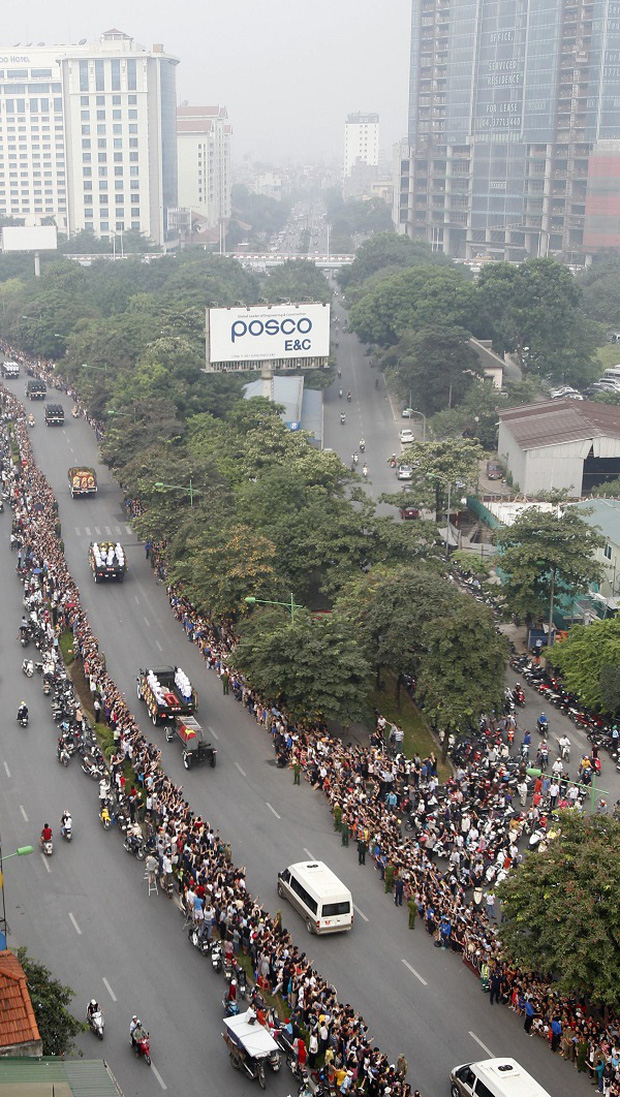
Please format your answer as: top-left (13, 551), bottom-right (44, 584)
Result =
top-left (0, 370), bottom-right (599, 1097)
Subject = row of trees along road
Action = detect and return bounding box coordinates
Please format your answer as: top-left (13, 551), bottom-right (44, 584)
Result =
top-left (0, 244), bottom-right (607, 729)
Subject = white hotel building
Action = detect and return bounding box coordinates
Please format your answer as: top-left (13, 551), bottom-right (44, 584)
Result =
top-left (0, 29), bottom-right (179, 246)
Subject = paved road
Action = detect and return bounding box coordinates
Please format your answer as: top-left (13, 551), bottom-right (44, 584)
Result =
top-left (0, 379), bottom-right (598, 1097)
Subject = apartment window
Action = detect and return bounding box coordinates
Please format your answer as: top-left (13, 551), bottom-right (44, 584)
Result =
top-left (81, 96), bottom-right (89, 107)
top-left (100, 208), bottom-right (109, 217)
top-left (7, 69), bottom-right (27, 78)
top-left (84, 194), bottom-right (93, 204)
top-left (114, 166), bottom-right (123, 176)
top-left (83, 181), bottom-right (92, 191)
top-left (96, 110), bottom-right (105, 121)
top-left (604, 544), bottom-right (612, 560)
top-left (85, 208), bottom-right (93, 218)
top-left (128, 95), bottom-right (137, 105)
top-left (95, 60), bottom-right (104, 92)
top-left (131, 208), bottom-right (140, 217)
top-left (113, 125), bottom-right (122, 135)
top-left (97, 125), bottom-right (106, 135)
top-left (32, 69), bottom-right (52, 78)
top-left (112, 95), bottom-right (121, 106)
top-left (129, 166), bottom-right (139, 176)
top-left (112, 109), bottom-right (121, 121)
top-left (116, 220), bottom-right (124, 230)
top-left (96, 95), bottom-right (105, 107)
top-left (40, 99), bottom-right (49, 113)
top-left (128, 124), bottom-right (138, 134)
top-left (54, 98), bottom-right (62, 111)
top-left (113, 142), bottom-right (122, 152)
top-left (98, 140), bottom-right (107, 150)
top-left (82, 153), bottom-right (91, 163)
top-left (81, 125), bottom-right (90, 135)
top-left (129, 138), bottom-right (138, 148)
top-left (127, 58), bottom-right (137, 90)
top-left (131, 221), bottom-right (140, 230)
top-left (81, 110), bottom-right (90, 121)
top-left (83, 167), bottom-right (92, 177)
top-left (79, 61), bottom-right (89, 92)
top-left (111, 61), bottom-right (121, 91)
top-left (129, 152), bottom-right (138, 162)
top-left (82, 139), bottom-right (91, 149)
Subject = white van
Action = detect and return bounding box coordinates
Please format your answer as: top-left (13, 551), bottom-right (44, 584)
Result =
top-left (277, 861), bottom-right (353, 934)
top-left (603, 366), bottom-right (620, 380)
top-left (450, 1058), bottom-right (552, 1097)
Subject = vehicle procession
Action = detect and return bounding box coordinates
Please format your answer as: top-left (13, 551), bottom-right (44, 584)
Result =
top-left (1, 354), bottom-right (615, 1097)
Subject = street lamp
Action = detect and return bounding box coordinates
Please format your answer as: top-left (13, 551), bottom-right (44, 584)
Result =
top-left (81, 362), bottom-right (108, 372)
top-left (244, 593), bottom-right (303, 624)
top-left (407, 408), bottom-right (427, 443)
top-left (0, 843), bottom-right (34, 950)
top-left (154, 479), bottom-right (200, 508)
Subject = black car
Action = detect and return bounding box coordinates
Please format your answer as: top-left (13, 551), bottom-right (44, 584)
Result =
top-left (45, 403), bottom-right (65, 425)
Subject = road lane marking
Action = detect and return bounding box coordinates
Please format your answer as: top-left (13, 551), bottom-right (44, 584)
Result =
top-left (125, 524), bottom-right (132, 534)
top-left (208, 725), bottom-right (219, 741)
top-left (303, 848), bottom-right (315, 859)
top-left (234, 762), bottom-right (247, 777)
top-left (104, 525), bottom-right (111, 534)
top-left (354, 904), bottom-right (369, 923)
top-left (68, 912), bottom-right (82, 935)
top-left (266, 802), bottom-right (281, 819)
top-left (144, 616), bottom-right (150, 627)
top-left (401, 959), bottom-right (428, 986)
top-left (84, 526), bottom-right (91, 536)
top-left (19, 805), bottom-right (28, 822)
top-left (134, 595), bottom-right (140, 605)
top-left (102, 976), bottom-right (117, 1001)
top-left (151, 1064), bottom-right (167, 1090)
top-left (155, 640), bottom-right (163, 651)
top-left (469, 1031), bottom-right (494, 1057)
top-left (74, 527), bottom-right (80, 536)
top-left (3, 762), bottom-right (10, 778)
top-left (115, 525), bottom-right (122, 534)
top-left (41, 854), bottom-right (51, 873)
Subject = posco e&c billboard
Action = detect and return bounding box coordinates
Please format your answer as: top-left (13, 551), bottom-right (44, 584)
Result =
top-left (205, 303), bottom-right (330, 372)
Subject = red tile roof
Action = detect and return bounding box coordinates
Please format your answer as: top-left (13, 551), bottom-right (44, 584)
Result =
top-left (499, 399), bottom-right (620, 449)
top-left (0, 951), bottom-right (41, 1049)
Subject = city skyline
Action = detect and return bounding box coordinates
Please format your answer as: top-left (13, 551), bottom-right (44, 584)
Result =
top-left (1, 0), bottom-right (411, 164)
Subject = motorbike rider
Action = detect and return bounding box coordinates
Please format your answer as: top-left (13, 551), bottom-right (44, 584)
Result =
top-left (338, 388), bottom-right (343, 399)
top-left (352, 453), bottom-right (358, 465)
top-left (340, 412), bottom-right (346, 424)
top-left (558, 733), bottom-right (571, 758)
top-left (362, 464), bottom-right (368, 479)
top-left (87, 999), bottom-right (100, 1024)
top-left (60, 810), bottom-right (72, 838)
top-left (346, 390), bottom-right (352, 402)
top-left (131, 1018), bottom-right (146, 1048)
top-left (537, 712), bottom-right (549, 733)
top-left (359, 438), bottom-right (366, 451)
top-left (40, 823), bottom-right (52, 846)
top-left (17, 701), bottom-right (28, 723)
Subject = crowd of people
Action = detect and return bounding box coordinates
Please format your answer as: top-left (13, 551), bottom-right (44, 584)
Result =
top-left (2, 352), bottom-right (620, 1096)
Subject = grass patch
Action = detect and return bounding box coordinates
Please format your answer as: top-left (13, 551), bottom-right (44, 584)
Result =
top-left (597, 344), bottom-right (620, 368)
top-left (58, 629), bottom-right (74, 665)
top-left (369, 670), bottom-right (451, 781)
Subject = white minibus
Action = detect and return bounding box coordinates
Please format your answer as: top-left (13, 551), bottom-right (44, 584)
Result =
top-left (450, 1058), bottom-right (553, 1097)
top-left (277, 861), bottom-right (353, 934)
top-left (602, 366), bottom-right (620, 380)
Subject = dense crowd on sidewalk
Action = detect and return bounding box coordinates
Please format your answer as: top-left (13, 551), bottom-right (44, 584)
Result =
top-left (2, 354), bottom-right (620, 1095)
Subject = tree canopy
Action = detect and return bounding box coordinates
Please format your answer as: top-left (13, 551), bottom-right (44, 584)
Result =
top-left (380, 325), bottom-right (483, 415)
top-left (348, 266), bottom-right (477, 348)
top-left (337, 230), bottom-right (451, 290)
top-left (496, 506), bottom-right (605, 625)
top-left (497, 812), bottom-right (620, 1009)
top-left (17, 948), bottom-right (83, 1055)
top-left (547, 616), bottom-right (620, 714)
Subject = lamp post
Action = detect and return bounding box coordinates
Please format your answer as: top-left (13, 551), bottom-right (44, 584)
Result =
top-left (154, 479), bottom-right (199, 508)
top-left (81, 362), bottom-right (108, 372)
top-left (244, 593), bottom-right (302, 624)
top-left (0, 844), bottom-right (34, 949)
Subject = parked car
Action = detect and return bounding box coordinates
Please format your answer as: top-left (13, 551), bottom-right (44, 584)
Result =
top-left (549, 385), bottom-right (583, 400)
top-left (400, 504), bottom-right (420, 520)
top-left (486, 460), bottom-right (503, 480)
top-left (399, 428), bottom-right (415, 445)
top-left (397, 463), bottom-right (413, 481)
top-left (402, 407), bottom-right (415, 418)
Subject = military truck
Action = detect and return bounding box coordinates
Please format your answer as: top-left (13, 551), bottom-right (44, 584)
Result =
top-left (136, 666), bottom-right (197, 725)
top-left (68, 466), bottom-right (97, 498)
top-left (89, 541), bottom-right (126, 583)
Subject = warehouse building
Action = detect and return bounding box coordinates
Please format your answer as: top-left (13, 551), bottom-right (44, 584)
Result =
top-left (498, 400), bottom-right (620, 496)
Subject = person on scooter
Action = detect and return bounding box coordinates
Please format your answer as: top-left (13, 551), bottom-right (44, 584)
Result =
top-left (61, 810), bottom-right (72, 838)
top-left (17, 701), bottom-right (28, 723)
top-left (537, 713), bottom-right (549, 734)
top-left (130, 1016), bottom-right (145, 1048)
top-left (87, 999), bottom-right (100, 1024)
top-left (40, 823), bottom-right (52, 846)
top-left (340, 412), bottom-right (346, 424)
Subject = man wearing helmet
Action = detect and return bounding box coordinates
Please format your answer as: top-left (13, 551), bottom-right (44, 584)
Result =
top-left (87, 999), bottom-right (99, 1022)
top-left (130, 1015), bottom-right (144, 1048)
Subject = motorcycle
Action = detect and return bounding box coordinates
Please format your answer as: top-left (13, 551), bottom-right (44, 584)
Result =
top-left (71, 406), bottom-right (79, 418)
top-left (340, 412), bottom-right (346, 425)
top-left (222, 994), bottom-right (239, 1017)
top-left (557, 737), bottom-right (571, 761)
top-left (123, 833), bottom-right (146, 861)
top-left (81, 754), bottom-right (106, 780)
top-left (362, 465), bottom-right (368, 479)
top-left (537, 714), bottom-right (549, 735)
top-left (224, 954), bottom-right (235, 983)
top-left (42, 677), bottom-right (52, 695)
top-left (346, 391), bottom-right (352, 402)
top-left (211, 940), bottom-right (223, 973)
top-left (87, 1008), bottom-right (104, 1040)
top-left (16, 709), bottom-right (29, 728)
top-left (513, 685), bottom-right (526, 707)
top-left (188, 923), bottom-right (211, 956)
top-left (60, 818), bottom-right (73, 841)
top-left (22, 658), bottom-right (34, 677)
top-left (27, 414), bottom-right (35, 428)
top-left (99, 804), bottom-right (113, 830)
top-left (131, 1032), bottom-right (151, 1066)
top-left (236, 964), bottom-right (247, 999)
top-left (57, 742), bottom-right (72, 767)
top-left (19, 629), bottom-right (31, 648)
top-left (40, 836), bottom-right (53, 856)
top-left (359, 439), bottom-right (366, 452)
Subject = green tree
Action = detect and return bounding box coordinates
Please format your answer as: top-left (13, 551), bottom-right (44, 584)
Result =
top-left (476, 258), bottom-right (603, 385)
top-left (349, 266), bottom-right (476, 348)
top-left (338, 230), bottom-right (450, 290)
top-left (262, 258), bottom-right (331, 303)
top-left (547, 616), bottom-right (620, 713)
top-left (416, 595), bottom-right (509, 729)
top-left (497, 813), bottom-right (620, 1009)
top-left (404, 436), bottom-right (484, 520)
top-left (381, 325), bottom-right (482, 415)
top-left (593, 472), bottom-right (620, 495)
top-left (17, 947), bottom-right (84, 1055)
top-left (232, 608), bottom-right (371, 725)
top-left (430, 379), bottom-right (507, 449)
top-left (496, 506), bottom-right (605, 634)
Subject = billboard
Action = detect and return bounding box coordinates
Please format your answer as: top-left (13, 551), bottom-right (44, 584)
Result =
top-left (2, 226), bottom-right (58, 252)
top-left (207, 302), bottom-right (330, 367)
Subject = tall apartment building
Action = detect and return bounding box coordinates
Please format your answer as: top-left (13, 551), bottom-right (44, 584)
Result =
top-left (397, 0), bottom-right (620, 260)
top-left (177, 104), bottom-right (231, 229)
top-left (0, 29), bottom-right (179, 246)
top-left (343, 112), bottom-right (380, 198)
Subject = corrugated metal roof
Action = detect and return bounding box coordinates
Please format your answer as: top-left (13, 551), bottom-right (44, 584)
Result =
top-left (0, 1058), bottom-right (122, 1096)
top-left (500, 399), bottom-right (620, 450)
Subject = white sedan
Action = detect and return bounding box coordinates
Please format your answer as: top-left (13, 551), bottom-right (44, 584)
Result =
top-left (399, 428), bottom-right (414, 445)
top-left (397, 464), bottom-right (413, 481)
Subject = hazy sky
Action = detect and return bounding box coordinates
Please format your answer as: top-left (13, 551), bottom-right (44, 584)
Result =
top-left (4, 0), bottom-right (411, 165)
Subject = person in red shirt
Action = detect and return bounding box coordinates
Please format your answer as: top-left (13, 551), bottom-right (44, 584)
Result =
top-left (41, 823), bottom-right (52, 844)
